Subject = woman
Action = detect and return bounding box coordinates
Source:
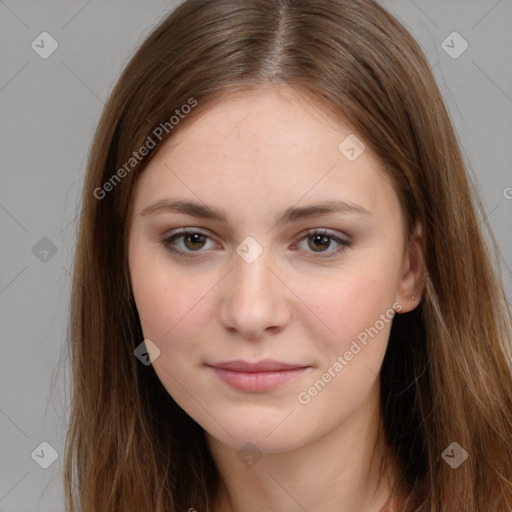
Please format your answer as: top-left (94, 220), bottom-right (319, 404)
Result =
top-left (64, 0), bottom-right (512, 510)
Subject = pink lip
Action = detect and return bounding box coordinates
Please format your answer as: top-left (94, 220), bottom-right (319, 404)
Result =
top-left (206, 359), bottom-right (311, 392)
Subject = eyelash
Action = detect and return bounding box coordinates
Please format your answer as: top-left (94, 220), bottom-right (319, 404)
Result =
top-left (161, 228), bottom-right (352, 260)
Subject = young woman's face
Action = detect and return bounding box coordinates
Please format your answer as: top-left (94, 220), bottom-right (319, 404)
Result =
top-left (128, 87), bottom-right (417, 453)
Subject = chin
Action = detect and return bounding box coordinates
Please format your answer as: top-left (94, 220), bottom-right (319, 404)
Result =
top-left (201, 408), bottom-right (319, 455)
top-left (208, 427), bottom-right (307, 455)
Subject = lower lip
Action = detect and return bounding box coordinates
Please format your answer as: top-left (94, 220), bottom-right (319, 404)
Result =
top-left (210, 367), bottom-right (309, 392)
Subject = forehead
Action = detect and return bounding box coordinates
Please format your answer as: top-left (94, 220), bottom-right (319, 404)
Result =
top-left (154, 86), bottom-right (363, 164)
top-left (130, 87), bottom-right (401, 227)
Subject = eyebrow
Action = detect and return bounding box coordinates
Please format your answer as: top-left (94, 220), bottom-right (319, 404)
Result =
top-left (140, 198), bottom-right (372, 225)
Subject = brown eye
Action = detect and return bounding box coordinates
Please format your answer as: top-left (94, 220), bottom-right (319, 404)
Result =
top-left (162, 229), bottom-right (215, 256)
top-left (183, 233), bottom-right (207, 251)
top-left (307, 234), bottom-right (332, 252)
top-left (296, 229), bottom-right (352, 259)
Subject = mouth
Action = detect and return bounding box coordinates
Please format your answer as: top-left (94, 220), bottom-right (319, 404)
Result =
top-left (205, 359), bottom-right (312, 392)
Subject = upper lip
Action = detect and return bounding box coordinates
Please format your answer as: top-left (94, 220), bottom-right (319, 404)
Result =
top-left (207, 359), bottom-right (310, 372)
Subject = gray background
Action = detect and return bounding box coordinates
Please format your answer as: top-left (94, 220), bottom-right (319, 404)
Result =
top-left (0, 1), bottom-right (511, 510)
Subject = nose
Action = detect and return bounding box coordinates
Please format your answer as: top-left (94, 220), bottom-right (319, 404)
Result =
top-left (218, 248), bottom-right (291, 340)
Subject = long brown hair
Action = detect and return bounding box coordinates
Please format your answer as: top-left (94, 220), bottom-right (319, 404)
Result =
top-left (64, 0), bottom-right (512, 510)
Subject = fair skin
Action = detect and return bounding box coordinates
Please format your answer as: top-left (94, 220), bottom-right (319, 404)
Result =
top-left (128, 86), bottom-right (425, 512)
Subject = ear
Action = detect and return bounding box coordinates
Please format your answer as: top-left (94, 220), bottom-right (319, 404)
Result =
top-left (395, 219), bottom-right (425, 313)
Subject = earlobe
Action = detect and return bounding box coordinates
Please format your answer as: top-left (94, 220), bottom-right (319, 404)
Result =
top-left (395, 220), bottom-right (426, 313)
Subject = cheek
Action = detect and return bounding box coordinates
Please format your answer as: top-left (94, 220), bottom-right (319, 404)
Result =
top-left (130, 243), bottom-right (209, 340)
top-left (301, 270), bottom-right (395, 353)
top-left (130, 260), bottom-right (210, 403)
top-left (133, 280), bottom-right (211, 361)
top-left (129, 240), bottom-right (213, 332)
top-left (293, 274), bottom-right (395, 426)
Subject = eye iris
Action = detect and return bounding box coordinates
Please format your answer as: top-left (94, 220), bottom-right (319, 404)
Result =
top-left (184, 233), bottom-right (206, 250)
top-left (308, 234), bottom-right (331, 252)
